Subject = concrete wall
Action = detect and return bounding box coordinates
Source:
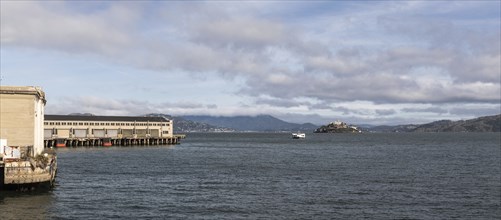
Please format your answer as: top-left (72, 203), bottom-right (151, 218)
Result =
top-left (34, 95), bottom-right (45, 155)
top-left (0, 86), bottom-right (46, 157)
top-left (162, 120), bottom-right (173, 137)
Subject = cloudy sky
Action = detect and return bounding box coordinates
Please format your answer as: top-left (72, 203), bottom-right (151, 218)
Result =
top-left (1, 1), bottom-right (500, 125)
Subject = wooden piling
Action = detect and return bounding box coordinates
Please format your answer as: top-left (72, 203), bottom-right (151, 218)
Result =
top-left (44, 136), bottom-right (182, 148)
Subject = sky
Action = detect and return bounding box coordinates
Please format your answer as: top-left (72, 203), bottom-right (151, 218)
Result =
top-left (1, 1), bottom-right (500, 125)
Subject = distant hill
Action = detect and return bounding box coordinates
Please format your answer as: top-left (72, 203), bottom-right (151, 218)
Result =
top-left (69, 113), bottom-right (95, 116)
top-left (181, 115), bottom-right (318, 132)
top-left (365, 114), bottom-right (500, 132)
top-left (411, 114), bottom-right (500, 132)
top-left (144, 113), bottom-right (235, 133)
top-left (367, 124), bottom-right (420, 133)
top-left (69, 113), bottom-right (500, 133)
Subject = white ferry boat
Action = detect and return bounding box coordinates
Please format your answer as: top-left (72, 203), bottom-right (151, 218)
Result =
top-left (292, 132), bottom-right (306, 139)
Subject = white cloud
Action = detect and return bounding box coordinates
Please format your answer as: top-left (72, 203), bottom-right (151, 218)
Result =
top-left (1, 1), bottom-right (499, 124)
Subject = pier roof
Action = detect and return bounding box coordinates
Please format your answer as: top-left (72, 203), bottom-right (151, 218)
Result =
top-left (45, 115), bottom-right (170, 122)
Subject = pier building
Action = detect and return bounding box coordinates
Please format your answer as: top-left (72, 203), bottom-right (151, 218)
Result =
top-left (44, 115), bottom-right (182, 147)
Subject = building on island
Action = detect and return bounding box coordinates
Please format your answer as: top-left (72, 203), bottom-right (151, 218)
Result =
top-left (314, 119), bottom-right (362, 133)
top-left (1, 86), bottom-right (57, 190)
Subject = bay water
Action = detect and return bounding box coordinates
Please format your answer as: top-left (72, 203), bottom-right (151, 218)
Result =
top-left (1, 133), bottom-right (500, 219)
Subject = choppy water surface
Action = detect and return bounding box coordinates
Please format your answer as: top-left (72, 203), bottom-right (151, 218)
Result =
top-left (1, 133), bottom-right (500, 219)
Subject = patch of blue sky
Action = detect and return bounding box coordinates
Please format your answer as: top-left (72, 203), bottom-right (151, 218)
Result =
top-left (420, 1), bottom-right (500, 21)
top-left (264, 1), bottom-right (378, 22)
top-left (0, 47), bottom-right (242, 107)
top-left (58, 1), bottom-right (112, 14)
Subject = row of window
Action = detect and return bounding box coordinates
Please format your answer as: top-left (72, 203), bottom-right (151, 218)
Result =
top-left (48, 129), bottom-right (169, 134)
top-left (44, 122), bottom-right (170, 127)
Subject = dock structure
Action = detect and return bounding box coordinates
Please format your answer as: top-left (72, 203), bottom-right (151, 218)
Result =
top-left (43, 135), bottom-right (184, 147)
top-left (44, 115), bottom-right (184, 147)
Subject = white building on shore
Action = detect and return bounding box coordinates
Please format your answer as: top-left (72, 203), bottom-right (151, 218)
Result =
top-left (1, 86), bottom-right (56, 189)
top-left (0, 86), bottom-right (46, 157)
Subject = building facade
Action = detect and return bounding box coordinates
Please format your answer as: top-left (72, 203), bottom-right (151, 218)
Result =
top-left (0, 86), bottom-right (46, 157)
top-left (44, 115), bottom-right (174, 140)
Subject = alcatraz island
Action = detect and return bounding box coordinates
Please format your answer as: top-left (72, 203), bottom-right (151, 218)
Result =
top-left (314, 120), bottom-right (362, 133)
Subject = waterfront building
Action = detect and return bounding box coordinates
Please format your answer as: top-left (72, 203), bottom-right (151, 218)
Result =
top-left (43, 115), bottom-right (179, 147)
top-left (0, 86), bottom-right (46, 157)
top-left (0, 86), bottom-right (57, 189)
top-left (44, 115), bottom-right (173, 139)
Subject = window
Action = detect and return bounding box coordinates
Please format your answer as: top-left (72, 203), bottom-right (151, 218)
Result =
top-left (79, 123), bottom-right (83, 125)
top-left (111, 123), bottom-right (115, 126)
top-left (162, 131), bottom-right (169, 134)
top-left (90, 123), bottom-right (94, 126)
top-left (84, 123), bottom-right (89, 125)
top-left (106, 123), bottom-right (110, 126)
top-left (56, 122), bottom-right (60, 125)
top-left (62, 122), bottom-right (67, 125)
top-left (100, 123), bottom-right (105, 126)
top-left (73, 122), bottom-right (78, 125)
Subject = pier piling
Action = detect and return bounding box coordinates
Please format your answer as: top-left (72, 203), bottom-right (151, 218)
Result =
top-left (44, 136), bottom-right (183, 148)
